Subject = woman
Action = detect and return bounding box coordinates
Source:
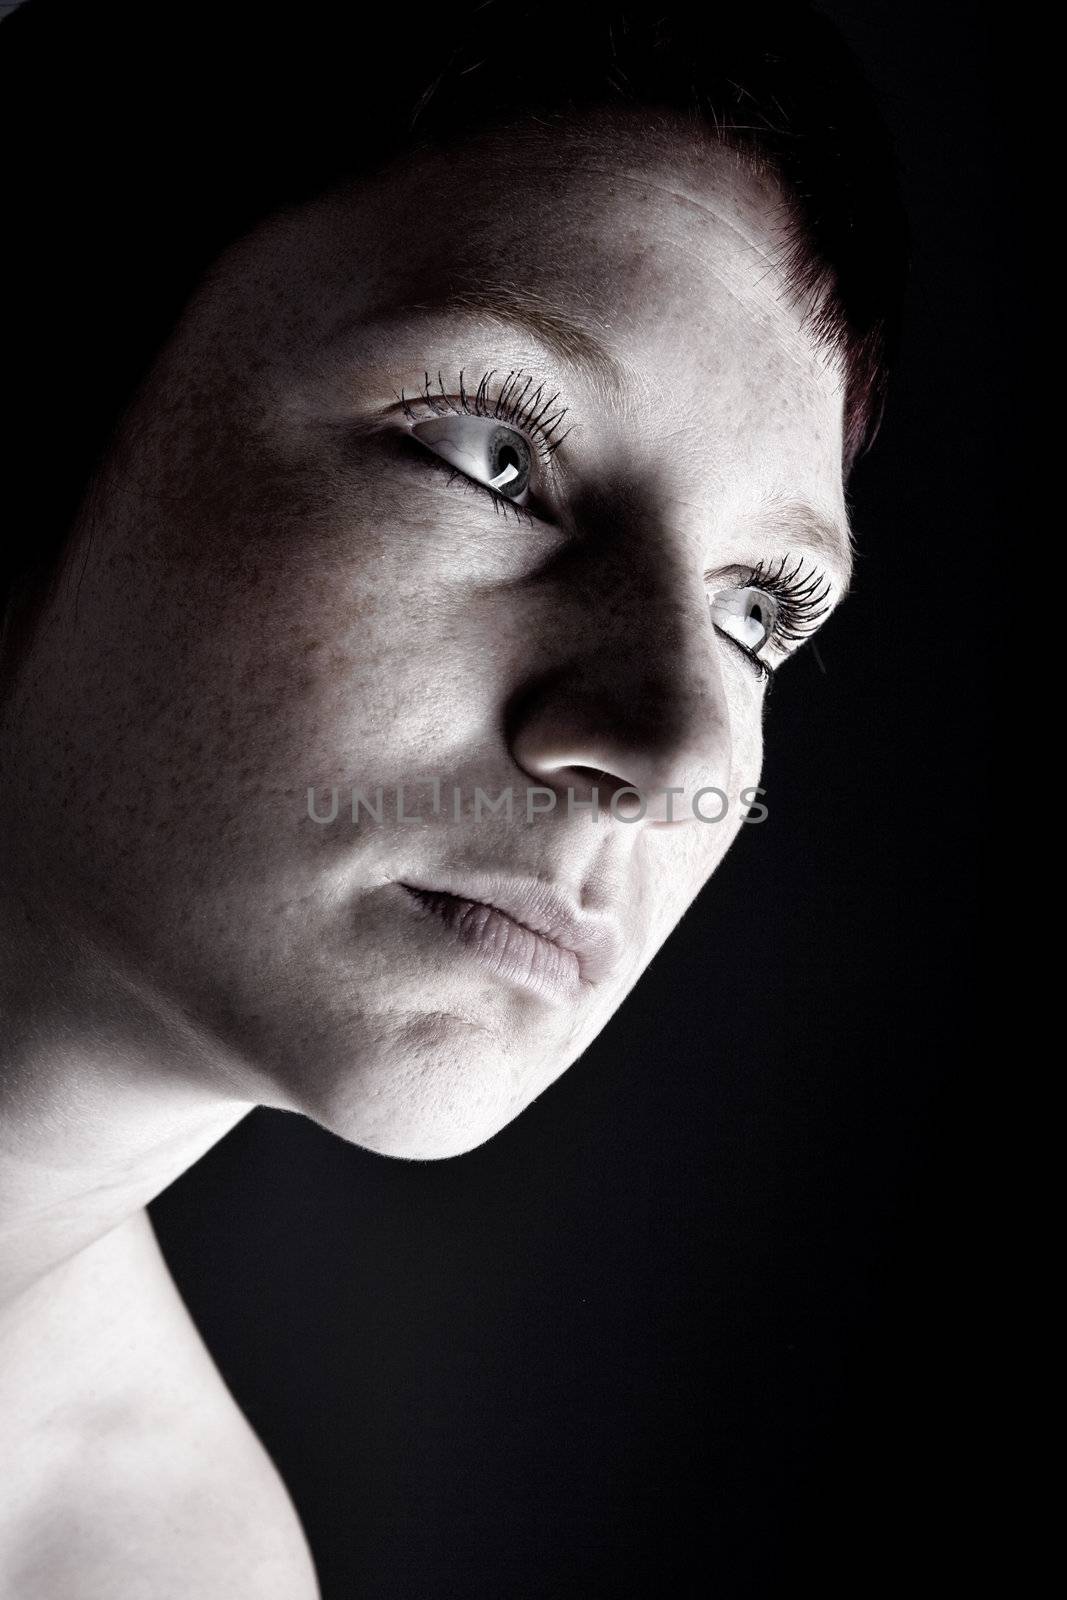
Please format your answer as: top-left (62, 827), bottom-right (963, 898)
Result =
top-left (0, 2), bottom-right (906, 1594)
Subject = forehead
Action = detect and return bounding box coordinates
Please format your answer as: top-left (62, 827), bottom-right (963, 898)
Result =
top-left (216, 113), bottom-right (830, 358)
top-left (262, 119), bottom-right (822, 336)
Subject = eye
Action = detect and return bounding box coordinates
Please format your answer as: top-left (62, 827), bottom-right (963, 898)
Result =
top-left (707, 554), bottom-right (836, 679)
top-left (710, 584), bottom-right (778, 659)
top-left (410, 414), bottom-right (533, 505)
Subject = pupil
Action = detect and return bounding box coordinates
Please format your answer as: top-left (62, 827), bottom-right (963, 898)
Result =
top-left (490, 432), bottom-right (529, 498)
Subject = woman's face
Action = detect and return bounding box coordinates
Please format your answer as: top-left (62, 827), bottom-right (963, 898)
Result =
top-left (1, 112), bottom-right (850, 1158)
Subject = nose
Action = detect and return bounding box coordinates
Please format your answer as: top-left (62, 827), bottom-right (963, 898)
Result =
top-left (507, 547), bottom-right (733, 827)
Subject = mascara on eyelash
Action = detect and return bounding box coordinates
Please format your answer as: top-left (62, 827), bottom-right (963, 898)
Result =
top-left (741, 555), bottom-right (834, 643)
top-left (398, 367), bottom-right (573, 459)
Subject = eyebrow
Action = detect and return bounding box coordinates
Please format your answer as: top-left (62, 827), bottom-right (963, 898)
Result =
top-left (395, 286), bottom-right (627, 394)
top-left (756, 494), bottom-right (854, 591)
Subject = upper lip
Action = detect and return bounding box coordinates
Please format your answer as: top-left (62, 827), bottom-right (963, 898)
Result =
top-left (399, 873), bottom-right (625, 985)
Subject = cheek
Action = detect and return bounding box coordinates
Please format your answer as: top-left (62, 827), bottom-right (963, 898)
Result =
top-left (718, 643), bottom-right (767, 788)
top-left (689, 664), bottom-right (766, 876)
top-left (10, 417), bottom-right (565, 882)
top-left (636, 675), bottom-right (764, 953)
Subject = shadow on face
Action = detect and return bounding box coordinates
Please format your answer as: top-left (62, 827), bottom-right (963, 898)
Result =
top-left (0, 108), bottom-right (849, 1160)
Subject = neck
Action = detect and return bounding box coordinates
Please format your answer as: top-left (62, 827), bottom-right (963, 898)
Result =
top-left (0, 863), bottom-right (254, 1308)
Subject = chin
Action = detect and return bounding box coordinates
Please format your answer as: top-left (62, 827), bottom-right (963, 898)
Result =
top-left (348, 1115), bottom-right (516, 1163)
top-left (274, 1006), bottom-right (543, 1162)
top-left (307, 1092), bottom-right (525, 1163)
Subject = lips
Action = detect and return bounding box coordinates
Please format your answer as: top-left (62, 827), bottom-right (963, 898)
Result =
top-left (397, 874), bottom-right (624, 988)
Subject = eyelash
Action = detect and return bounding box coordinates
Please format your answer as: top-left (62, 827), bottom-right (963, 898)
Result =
top-left (400, 368), bottom-right (571, 459)
top-left (414, 453), bottom-right (540, 525)
top-left (716, 630), bottom-right (773, 684)
top-left (744, 554), bottom-right (834, 643)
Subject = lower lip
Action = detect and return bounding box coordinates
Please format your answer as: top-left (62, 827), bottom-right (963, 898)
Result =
top-left (399, 885), bottom-right (582, 1002)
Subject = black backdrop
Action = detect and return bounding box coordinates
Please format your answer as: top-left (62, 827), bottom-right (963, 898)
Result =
top-left (152, 5), bottom-right (990, 1594)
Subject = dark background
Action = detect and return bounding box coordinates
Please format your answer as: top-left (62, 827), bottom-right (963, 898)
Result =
top-left (150, 4), bottom-right (990, 1595)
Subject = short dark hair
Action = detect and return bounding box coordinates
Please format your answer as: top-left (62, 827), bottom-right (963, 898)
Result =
top-left (0, 0), bottom-right (907, 674)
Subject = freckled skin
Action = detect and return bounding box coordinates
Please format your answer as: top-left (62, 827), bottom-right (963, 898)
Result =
top-left (1, 111), bottom-right (848, 1163)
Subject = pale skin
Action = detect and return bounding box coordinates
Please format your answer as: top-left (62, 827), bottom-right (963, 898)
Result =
top-left (0, 110), bottom-right (851, 1597)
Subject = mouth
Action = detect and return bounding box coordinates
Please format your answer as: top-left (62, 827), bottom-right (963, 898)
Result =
top-left (397, 877), bottom-right (623, 1003)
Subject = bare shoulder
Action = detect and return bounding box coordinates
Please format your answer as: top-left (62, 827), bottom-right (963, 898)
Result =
top-left (4, 1396), bottom-right (321, 1600)
top-left (0, 1213), bottom-right (320, 1599)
